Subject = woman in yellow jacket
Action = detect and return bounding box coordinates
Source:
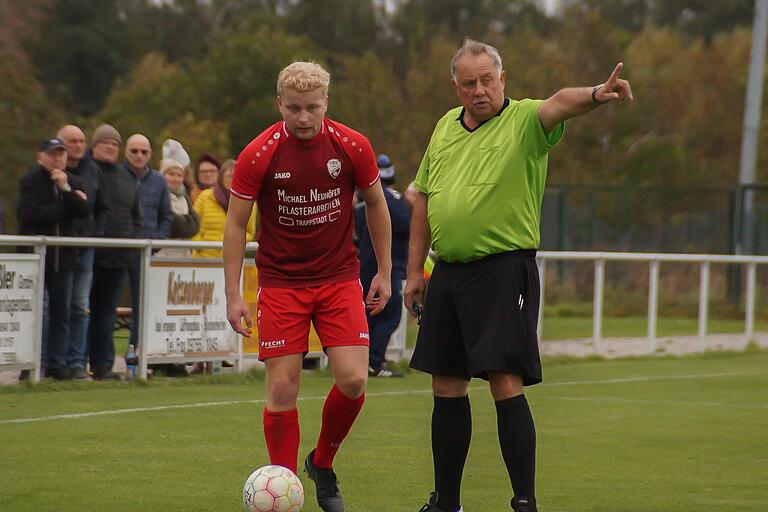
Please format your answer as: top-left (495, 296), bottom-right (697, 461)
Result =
top-left (192, 159), bottom-right (256, 258)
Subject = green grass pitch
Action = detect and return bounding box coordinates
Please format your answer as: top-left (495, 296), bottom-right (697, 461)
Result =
top-left (1, 351), bottom-right (766, 511)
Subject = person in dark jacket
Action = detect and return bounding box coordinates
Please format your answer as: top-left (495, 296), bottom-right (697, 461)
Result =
top-left (57, 124), bottom-right (109, 380)
top-left (17, 138), bottom-right (91, 380)
top-left (87, 124), bottom-right (143, 380)
top-left (123, 134), bottom-right (172, 353)
top-left (354, 154), bottom-right (411, 377)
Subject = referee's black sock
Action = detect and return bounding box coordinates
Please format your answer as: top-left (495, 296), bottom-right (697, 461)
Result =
top-left (496, 394), bottom-right (537, 508)
top-left (432, 395), bottom-right (471, 512)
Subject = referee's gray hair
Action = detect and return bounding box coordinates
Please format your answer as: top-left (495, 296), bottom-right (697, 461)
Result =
top-left (450, 39), bottom-right (503, 80)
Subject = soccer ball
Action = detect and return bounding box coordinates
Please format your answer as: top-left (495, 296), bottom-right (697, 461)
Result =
top-left (243, 465), bottom-right (304, 512)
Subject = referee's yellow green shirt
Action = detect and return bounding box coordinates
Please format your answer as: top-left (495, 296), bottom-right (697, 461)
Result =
top-left (414, 98), bottom-right (564, 263)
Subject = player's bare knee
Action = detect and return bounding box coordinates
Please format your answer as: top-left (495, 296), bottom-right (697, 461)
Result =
top-left (268, 379), bottom-right (300, 408)
top-left (336, 374), bottom-right (367, 399)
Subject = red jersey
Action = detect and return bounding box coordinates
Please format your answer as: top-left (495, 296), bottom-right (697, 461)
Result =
top-left (232, 118), bottom-right (380, 287)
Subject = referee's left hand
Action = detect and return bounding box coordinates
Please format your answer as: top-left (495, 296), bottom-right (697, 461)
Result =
top-left (366, 273), bottom-right (391, 316)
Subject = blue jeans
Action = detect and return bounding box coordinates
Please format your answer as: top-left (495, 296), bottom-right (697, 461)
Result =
top-left (128, 252), bottom-right (141, 348)
top-left (88, 266), bottom-right (125, 371)
top-left (67, 248), bottom-right (94, 369)
top-left (46, 270), bottom-right (74, 370)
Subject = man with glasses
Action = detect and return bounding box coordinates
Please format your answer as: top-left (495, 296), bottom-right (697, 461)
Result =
top-left (123, 134), bottom-right (173, 367)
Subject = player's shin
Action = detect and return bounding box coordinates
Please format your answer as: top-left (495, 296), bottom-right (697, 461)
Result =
top-left (263, 407), bottom-right (300, 473)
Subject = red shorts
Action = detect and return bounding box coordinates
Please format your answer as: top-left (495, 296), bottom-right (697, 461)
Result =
top-left (256, 279), bottom-right (369, 360)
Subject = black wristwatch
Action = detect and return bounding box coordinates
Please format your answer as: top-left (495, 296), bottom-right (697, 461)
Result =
top-left (591, 84), bottom-right (604, 104)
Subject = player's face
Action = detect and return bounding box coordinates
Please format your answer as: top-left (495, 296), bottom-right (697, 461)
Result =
top-left (278, 87), bottom-right (328, 140)
top-left (452, 52), bottom-right (506, 124)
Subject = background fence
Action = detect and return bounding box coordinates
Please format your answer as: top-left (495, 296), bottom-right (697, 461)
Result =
top-left (541, 184), bottom-right (768, 255)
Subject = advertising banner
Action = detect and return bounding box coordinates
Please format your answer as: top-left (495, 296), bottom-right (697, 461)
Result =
top-left (143, 260), bottom-right (237, 361)
top-left (0, 255), bottom-right (40, 368)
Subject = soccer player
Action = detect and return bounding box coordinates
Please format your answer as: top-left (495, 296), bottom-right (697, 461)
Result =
top-left (405, 40), bottom-right (633, 512)
top-left (223, 61), bottom-right (392, 512)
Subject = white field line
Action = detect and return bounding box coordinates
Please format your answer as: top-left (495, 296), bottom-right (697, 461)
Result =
top-left (0, 370), bottom-right (765, 425)
top-left (548, 396), bottom-right (768, 410)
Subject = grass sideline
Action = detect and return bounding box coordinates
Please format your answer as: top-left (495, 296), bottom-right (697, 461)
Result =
top-left (1, 351), bottom-right (766, 511)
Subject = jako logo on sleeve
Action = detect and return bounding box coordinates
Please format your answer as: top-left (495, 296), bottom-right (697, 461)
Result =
top-left (359, 332), bottom-right (369, 340)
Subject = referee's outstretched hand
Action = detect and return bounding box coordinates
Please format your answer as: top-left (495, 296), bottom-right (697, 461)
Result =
top-left (226, 292), bottom-right (253, 337)
top-left (366, 273), bottom-right (391, 316)
top-left (594, 62), bottom-right (634, 104)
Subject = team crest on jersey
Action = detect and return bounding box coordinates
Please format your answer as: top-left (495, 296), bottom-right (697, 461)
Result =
top-left (327, 158), bottom-right (341, 179)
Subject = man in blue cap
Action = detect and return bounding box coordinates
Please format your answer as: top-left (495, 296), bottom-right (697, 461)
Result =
top-left (354, 154), bottom-right (411, 377)
top-left (17, 138), bottom-right (91, 379)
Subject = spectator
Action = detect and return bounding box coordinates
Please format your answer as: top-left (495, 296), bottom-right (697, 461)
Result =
top-left (57, 124), bottom-right (109, 381)
top-left (156, 158), bottom-right (199, 258)
top-left (192, 159), bottom-right (255, 258)
top-left (190, 158), bottom-right (253, 374)
top-left (124, 134), bottom-right (173, 354)
top-left (161, 138), bottom-right (196, 201)
top-left (17, 138), bottom-right (90, 380)
top-left (88, 124), bottom-right (142, 381)
top-left (192, 152), bottom-right (221, 203)
top-left (354, 154), bottom-right (410, 377)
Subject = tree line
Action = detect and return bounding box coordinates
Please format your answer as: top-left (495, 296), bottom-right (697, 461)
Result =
top-left (0, 0), bottom-right (763, 232)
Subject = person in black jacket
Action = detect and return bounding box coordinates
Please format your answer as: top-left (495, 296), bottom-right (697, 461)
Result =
top-left (58, 124), bottom-right (110, 380)
top-left (87, 124), bottom-right (143, 380)
top-left (17, 138), bottom-right (91, 380)
top-left (354, 154), bottom-right (411, 377)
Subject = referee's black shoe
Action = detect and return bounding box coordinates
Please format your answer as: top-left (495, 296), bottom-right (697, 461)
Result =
top-left (304, 449), bottom-right (344, 512)
top-left (418, 492), bottom-right (460, 511)
top-left (511, 497), bottom-right (537, 512)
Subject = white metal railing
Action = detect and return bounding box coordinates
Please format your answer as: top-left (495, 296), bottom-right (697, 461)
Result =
top-left (3, 236), bottom-right (766, 379)
top-left (536, 251), bottom-right (768, 355)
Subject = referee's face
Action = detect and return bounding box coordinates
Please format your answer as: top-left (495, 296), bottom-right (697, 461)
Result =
top-left (452, 52), bottom-right (506, 124)
top-left (278, 87), bottom-right (329, 140)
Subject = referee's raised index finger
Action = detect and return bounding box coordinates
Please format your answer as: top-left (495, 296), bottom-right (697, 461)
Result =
top-left (608, 62), bottom-right (623, 83)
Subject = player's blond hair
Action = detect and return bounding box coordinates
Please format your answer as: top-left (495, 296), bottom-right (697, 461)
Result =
top-left (277, 61), bottom-right (330, 96)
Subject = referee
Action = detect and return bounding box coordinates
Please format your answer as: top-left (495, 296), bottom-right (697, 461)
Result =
top-left (405, 40), bottom-right (633, 512)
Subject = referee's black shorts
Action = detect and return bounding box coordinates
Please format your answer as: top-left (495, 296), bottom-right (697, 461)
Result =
top-left (409, 249), bottom-right (542, 386)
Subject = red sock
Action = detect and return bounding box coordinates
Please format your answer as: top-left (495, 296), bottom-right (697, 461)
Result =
top-left (263, 407), bottom-right (300, 473)
top-left (313, 384), bottom-right (365, 469)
